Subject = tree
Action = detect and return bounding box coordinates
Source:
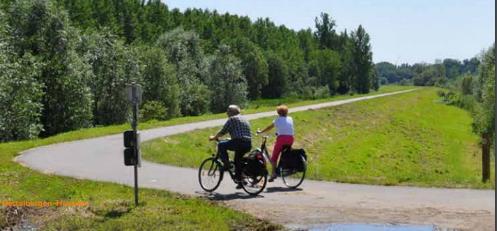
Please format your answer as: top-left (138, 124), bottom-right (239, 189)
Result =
top-left (56, 0), bottom-right (95, 29)
top-left (139, 46), bottom-right (180, 119)
top-left (208, 45), bottom-right (248, 112)
top-left (336, 31), bottom-right (354, 94)
top-left (156, 27), bottom-right (210, 115)
top-left (7, 0), bottom-right (94, 136)
top-left (81, 31), bottom-right (139, 125)
top-left (472, 44), bottom-right (495, 182)
top-left (371, 68), bottom-right (379, 91)
top-left (314, 12), bottom-right (339, 50)
top-left (229, 38), bottom-right (268, 99)
top-left (443, 58), bottom-right (462, 79)
top-left (312, 49), bottom-right (341, 95)
top-left (375, 62), bottom-right (398, 83)
top-left (460, 75), bottom-right (473, 95)
top-left (461, 57), bottom-right (480, 75)
top-left (350, 25), bottom-right (373, 93)
top-left (412, 64), bottom-right (445, 86)
top-left (262, 53), bottom-right (288, 98)
top-left (297, 29), bottom-right (316, 62)
top-left (0, 46), bottom-right (44, 141)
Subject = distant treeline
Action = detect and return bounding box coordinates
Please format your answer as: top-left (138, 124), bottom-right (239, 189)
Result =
top-left (376, 58), bottom-right (480, 86)
top-left (0, 0), bottom-right (377, 142)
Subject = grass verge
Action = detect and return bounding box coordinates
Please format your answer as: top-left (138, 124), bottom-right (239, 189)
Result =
top-left (0, 140), bottom-right (279, 230)
top-left (142, 88), bottom-right (494, 189)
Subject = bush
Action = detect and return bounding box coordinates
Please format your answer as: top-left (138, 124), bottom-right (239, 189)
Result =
top-left (314, 86), bottom-right (331, 99)
top-left (399, 79), bottom-right (412, 86)
top-left (300, 86), bottom-right (329, 100)
top-left (141, 101), bottom-right (168, 121)
top-left (438, 90), bottom-right (476, 112)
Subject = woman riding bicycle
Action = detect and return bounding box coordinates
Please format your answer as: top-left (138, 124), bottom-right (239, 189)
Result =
top-left (257, 105), bottom-right (294, 182)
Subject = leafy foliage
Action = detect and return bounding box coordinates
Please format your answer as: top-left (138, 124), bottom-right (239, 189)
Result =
top-left (376, 57), bottom-right (480, 86)
top-left (437, 44), bottom-right (495, 145)
top-left (141, 100), bottom-right (168, 121)
top-left (6, 0), bottom-right (94, 136)
top-left (156, 27), bottom-right (211, 115)
top-left (472, 45), bottom-right (495, 138)
top-left (0, 0), bottom-right (380, 141)
top-left (81, 31), bottom-right (139, 125)
top-left (139, 46), bottom-right (180, 119)
top-left (208, 45), bottom-right (247, 112)
top-left (0, 50), bottom-right (44, 141)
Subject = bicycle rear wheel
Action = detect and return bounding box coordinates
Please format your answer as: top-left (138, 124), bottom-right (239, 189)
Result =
top-left (280, 156), bottom-right (306, 189)
top-left (198, 157), bottom-right (223, 192)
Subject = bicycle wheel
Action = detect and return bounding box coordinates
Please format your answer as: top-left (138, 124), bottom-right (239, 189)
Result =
top-left (280, 156), bottom-right (306, 189)
top-left (198, 157), bottom-right (224, 192)
top-left (240, 166), bottom-right (267, 196)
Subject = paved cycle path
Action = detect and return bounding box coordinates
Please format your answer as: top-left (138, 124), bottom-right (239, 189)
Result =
top-left (16, 89), bottom-right (495, 230)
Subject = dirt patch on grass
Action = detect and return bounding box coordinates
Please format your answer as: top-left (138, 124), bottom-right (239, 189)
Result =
top-left (0, 206), bottom-right (58, 230)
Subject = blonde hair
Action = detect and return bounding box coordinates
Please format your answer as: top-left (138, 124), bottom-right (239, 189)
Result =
top-left (276, 105), bottom-right (288, 116)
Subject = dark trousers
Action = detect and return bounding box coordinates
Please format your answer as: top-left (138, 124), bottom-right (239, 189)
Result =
top-left (218, 139), bottom-right (251, 181)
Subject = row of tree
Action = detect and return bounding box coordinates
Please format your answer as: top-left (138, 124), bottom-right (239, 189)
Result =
top-left (437, 44), bottom-right (495, 181)
top-left (0, 0), bottom-right (378, 142)
top-left (376, 57), bottom-right (480, 86)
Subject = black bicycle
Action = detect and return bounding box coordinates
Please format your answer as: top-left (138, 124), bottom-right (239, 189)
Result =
top-left (198, 139), bottom-right (268, 196)
top-left (256, 133), bottom-right (307, 189)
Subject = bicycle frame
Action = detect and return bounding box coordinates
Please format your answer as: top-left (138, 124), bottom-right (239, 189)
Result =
top-left (210, 140), bottom-right (240, 184)
top-left (258, 136), bottom-right (272, 164)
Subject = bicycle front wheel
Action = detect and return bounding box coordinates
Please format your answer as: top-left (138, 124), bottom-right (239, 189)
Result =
top-left (198, 157), bottom-right (223, 192)
top-left (241, 168), bottom-right (267, 196)
top-left (280, 156), bottom-right (306, 189)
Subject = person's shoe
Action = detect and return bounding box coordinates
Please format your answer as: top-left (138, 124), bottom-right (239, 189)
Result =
top-left (268, 174), bottom-right (277, 182)
top-left (220, 163), bottom-right (231, 172)
top-left (235, 178), bottom-right (245, 189)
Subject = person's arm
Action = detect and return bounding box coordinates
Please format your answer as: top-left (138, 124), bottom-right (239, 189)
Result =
top-left (258, 123), bottom-right (274, 134)
top-left (209, 118), bottom-right (231, 140)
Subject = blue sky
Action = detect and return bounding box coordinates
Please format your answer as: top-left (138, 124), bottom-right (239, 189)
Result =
top-left (163, 0), bottom-right (494, 64)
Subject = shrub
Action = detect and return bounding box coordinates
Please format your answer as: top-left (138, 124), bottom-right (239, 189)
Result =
top-left (141, 101), bottom-right (168, 121)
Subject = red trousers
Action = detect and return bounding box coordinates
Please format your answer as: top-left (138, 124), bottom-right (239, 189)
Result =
top-left (271, 135), bottom-right (294, 163)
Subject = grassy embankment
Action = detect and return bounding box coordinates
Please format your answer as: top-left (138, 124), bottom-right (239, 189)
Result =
top-left (142, 88), bottom-right (494, 189)
top-left (0, 85), bottom-right (410, 229)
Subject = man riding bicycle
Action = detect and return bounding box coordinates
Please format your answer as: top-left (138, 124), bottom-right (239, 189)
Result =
top-left (209, 105), bottom-right (252, 189)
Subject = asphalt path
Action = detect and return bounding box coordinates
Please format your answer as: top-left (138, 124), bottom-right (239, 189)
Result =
top-left (15, 89), bottom-right (495, 230)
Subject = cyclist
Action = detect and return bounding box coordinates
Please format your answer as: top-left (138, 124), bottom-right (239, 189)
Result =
top-left (209, 105), bottom-right (252, 189)
top-left (257, 105), bottom-right (294, 182)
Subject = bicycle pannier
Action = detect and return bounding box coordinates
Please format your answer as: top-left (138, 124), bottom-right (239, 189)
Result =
top-left (280, 148), bottom-right (306, 171)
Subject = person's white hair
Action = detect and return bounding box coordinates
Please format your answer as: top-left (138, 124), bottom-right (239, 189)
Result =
top-left (227, 105), bottom-right (240, 116)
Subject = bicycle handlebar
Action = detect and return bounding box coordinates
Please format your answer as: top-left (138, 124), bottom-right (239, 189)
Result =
top-left (255, 129), bottom-right (270, 139)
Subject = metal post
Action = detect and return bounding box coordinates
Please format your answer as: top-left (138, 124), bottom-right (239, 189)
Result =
top-left (132, 85), bottom-right (139, 206)
top-left (482, 133), bottom-right (490, 182)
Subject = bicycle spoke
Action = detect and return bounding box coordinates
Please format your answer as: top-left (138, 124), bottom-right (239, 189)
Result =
top-left (199, 158), bottom-right (223, 192)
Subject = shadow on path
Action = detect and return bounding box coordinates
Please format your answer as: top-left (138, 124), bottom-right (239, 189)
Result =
top-left (265, 186), bottom-right (302, 193)
top-left (195, 191), bottom-right (264, 201)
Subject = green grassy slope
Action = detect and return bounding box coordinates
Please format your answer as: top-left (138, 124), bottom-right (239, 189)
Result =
top-left (142, 88), bottom-right (494, 189)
